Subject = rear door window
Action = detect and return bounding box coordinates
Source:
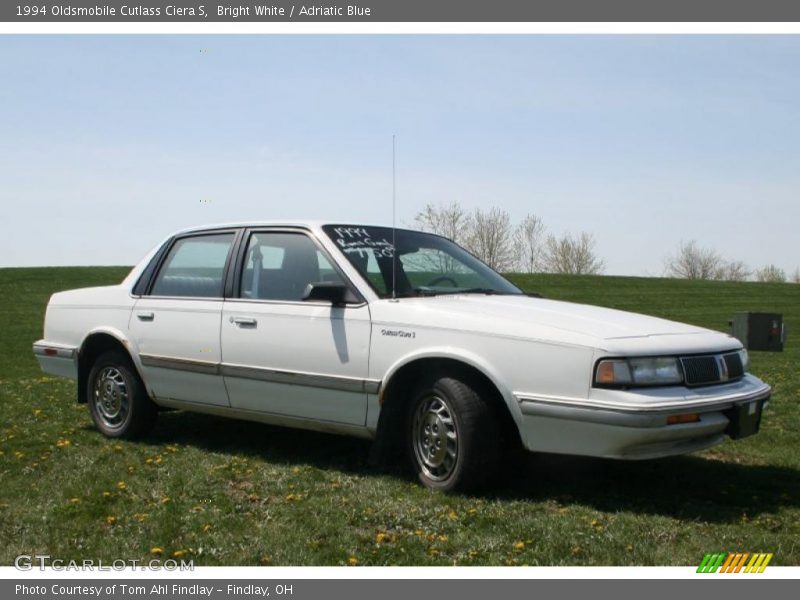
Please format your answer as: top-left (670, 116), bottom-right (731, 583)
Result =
top-left (150, 233), bottom-right (235, 298)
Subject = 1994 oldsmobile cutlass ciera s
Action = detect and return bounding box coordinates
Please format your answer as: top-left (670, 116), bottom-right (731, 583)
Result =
top-left (34, 222), bottom-right (771, 491)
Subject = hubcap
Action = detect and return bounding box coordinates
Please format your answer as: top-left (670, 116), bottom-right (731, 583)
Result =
top-left (412, 394), bottom-right (458, 481)
top-left (92, 367), bottom-right (129, 429)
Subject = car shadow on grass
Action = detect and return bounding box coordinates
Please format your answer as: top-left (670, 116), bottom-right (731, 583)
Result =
top-left (119, 410), bottom-right (800, 524)
top-left (489, 451), bottom-right (800, 523)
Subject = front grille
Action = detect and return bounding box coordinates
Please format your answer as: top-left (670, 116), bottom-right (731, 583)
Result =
top-left (723, 352), bottom-right (745, 379)
top-left (681, 356), bottom-right (720, 386)
top-left (680, 352), bottom-right (744, 386)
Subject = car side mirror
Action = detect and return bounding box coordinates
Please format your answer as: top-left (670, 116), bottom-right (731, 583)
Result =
top-left (302, 282), bottom-right (358, 305)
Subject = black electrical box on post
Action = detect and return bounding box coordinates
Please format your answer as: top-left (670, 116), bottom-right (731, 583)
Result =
top-left (730, 312), bottom-right (785, 352)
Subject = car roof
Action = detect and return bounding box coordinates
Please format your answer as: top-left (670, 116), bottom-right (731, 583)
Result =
top-left (172, 221), bottom-right (418, 235)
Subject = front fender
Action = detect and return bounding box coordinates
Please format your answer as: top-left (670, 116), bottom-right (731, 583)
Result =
top-left (380, 346), bottom-right (523, 426)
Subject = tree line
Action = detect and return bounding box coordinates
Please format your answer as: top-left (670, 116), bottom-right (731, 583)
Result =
top-left (413, 202), bottom-right (799, 282)
top-left (413, 202), bottom-right (604, 275)
top-left (664, 240), bottom-right (800, 283)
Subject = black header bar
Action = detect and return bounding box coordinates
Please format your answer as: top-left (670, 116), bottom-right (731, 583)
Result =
top-left (4, 1), bottom-right (800, 22)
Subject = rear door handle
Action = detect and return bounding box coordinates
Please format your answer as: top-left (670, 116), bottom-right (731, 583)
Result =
top-left (136, 312), bottom-right (155, 321)
top-left (231, 317), bottom-right (257, 327)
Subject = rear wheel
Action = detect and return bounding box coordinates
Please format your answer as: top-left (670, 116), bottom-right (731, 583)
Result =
top-left (407, 374), bottom-right (501, 492)
top-left (87, 351), bottom-right (157, 438)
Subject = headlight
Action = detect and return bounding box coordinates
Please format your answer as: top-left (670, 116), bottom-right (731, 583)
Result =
top-left (595, 357), bottom-right (684, 386)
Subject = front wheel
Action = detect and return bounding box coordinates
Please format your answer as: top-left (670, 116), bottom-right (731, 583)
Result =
top-left (87, 351), bottom-right (157, 438)
top-left (407, 374), bottom-right (501, 492)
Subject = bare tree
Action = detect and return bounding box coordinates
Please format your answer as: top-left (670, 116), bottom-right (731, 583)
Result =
top-left (512, 213), bottom-right (547, 273)
top-left (463, 207), bottom-right (515, 272)
top-left (540, 231), bottom-right (605, 275)
top-left (716, 260), bottom-right (751, 282)
top-left (413, 202), bottom-right (472, 245)
top-left (792, 268), bottom-right (800, 284)
top-left (755, 264), bottom-right (787, 283)
top-left (665, 240), bottom-right (724, 280)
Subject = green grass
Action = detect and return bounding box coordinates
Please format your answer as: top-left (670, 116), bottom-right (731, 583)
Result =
top-left (1, 267), bottom-right (798, 566)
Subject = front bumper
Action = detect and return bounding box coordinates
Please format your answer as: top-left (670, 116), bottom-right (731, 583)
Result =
top-left (515, 374), bottom-right (771, 459)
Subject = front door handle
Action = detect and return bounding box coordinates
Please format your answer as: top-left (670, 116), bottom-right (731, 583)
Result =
top-left (231, 316), bottom-right (257, 327)
top-left (136, 312), bottom-right (155, 321)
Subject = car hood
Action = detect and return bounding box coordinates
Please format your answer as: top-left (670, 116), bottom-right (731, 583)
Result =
top-left (371, 294), bottom-right (741, 353)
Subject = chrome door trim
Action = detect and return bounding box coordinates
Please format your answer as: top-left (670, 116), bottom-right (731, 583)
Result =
top-left (139, 353), bottom-right (221, 375)
top-left (222, 362), bottom-right (381, 394)
top-left (138, 353), bottom-right (380, 394)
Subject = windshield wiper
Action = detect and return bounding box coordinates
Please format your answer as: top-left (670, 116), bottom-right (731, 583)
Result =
top-left (420, 287), bottom-right (510, 296)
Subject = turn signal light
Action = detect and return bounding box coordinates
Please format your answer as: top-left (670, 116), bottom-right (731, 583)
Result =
top-left (596, 361), bottom-right (617, 384)
top-left (667, 413), bottom-right (700, 425)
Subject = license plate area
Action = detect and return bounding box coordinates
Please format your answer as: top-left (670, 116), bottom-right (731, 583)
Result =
top-left (724, 398), bottom-right (767, 439)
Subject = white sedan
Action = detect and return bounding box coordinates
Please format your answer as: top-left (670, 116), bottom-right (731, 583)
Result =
top-left (33, 222), bottom-right (771, 491)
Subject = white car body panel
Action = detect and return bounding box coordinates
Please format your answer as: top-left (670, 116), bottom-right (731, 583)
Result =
top-left (220, 300), bottom-right (373, 425)
top-left (130, 297), bottom-right (229, 407)
top-left (33, 221), bottom-right (772, 462)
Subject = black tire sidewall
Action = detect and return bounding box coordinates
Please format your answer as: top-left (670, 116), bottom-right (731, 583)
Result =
top-left (406, 376), bottom-right (484, 492)
top-left (87, 352), bottom-right (151, 438)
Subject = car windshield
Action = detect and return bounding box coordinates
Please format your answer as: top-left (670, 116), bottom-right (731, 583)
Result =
top-left (322, 225), bottom-right (523, 299)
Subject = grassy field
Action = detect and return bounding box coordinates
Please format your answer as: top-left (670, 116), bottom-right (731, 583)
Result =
top-left (1, 267), bottom-right (798, 566)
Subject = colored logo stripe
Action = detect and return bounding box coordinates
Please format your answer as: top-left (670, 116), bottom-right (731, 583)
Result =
top-left (697, 552), bottom-right (773, 573)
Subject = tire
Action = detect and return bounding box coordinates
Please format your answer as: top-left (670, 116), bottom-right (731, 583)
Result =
top-left (406, 374), bottom-right (501, 492)
top-left (87, 351), bottom-right (157, 439)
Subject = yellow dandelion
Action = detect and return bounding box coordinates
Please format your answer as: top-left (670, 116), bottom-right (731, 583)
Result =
top-left (33, 409), bottom-right (43, 417)
top-left (375, 532), bottom-right (387, 543)
top-left (513, 541), bottom-right (525, 551)
top-left (150, 547), bottom-right (163, 555)
top-left (414, 529), bottom-right (424, 536)
top-left (145, 458), bottom-right (153, 465)
top-left (69, 497), bottom-right (81, 504)
top-left (105, 516), bottom-right (117, 525)
top-left (447, 510), bottom-right (458, 520)
top-left (14, 451), bottom-right (24, 459)
top-left (347, 556), bottom-right (358, 566)
top-left (56, 439), bottom-right (71, 448)
top-left (172, 550), bottom-right (187, 558)
top-left (437, 534), bottom-right (448, 542)
top-left (117, 481), bottom-right (127, 490)
top-left (102, 491), bottom-right (112, 498)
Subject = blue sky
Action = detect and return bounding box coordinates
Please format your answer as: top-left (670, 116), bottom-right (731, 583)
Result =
top-left (1, 35), bottom-right (798, 274)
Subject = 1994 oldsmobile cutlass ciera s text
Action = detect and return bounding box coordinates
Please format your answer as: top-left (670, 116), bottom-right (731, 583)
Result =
top-left (34, 222), bottom-right (771, 491)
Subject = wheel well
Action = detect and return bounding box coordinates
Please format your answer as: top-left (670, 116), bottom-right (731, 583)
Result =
top-left (77, 334), bottom-right (135, 404)
top-left (370, 357), bottom-right (521, 465)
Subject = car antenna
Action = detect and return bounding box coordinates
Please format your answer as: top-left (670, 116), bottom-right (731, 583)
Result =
top-left (391, 133), bottom-right (398, 301)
